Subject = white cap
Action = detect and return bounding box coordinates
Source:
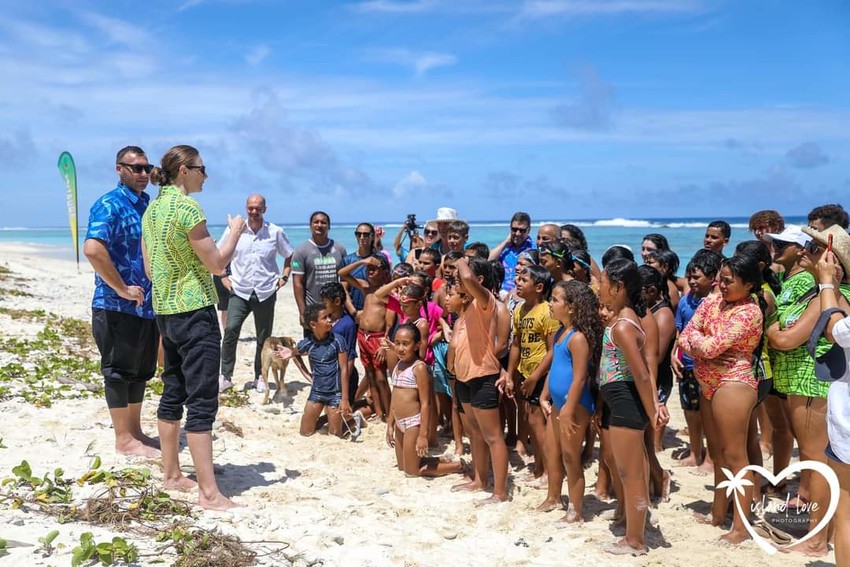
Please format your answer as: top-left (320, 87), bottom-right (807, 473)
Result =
top-left (763, 224), bottom-right (811, 247)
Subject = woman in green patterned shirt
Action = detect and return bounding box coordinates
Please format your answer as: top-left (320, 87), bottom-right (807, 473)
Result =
top-left (766, 225), bottom-right (847, 557)
top-left (142, 145), bottom-right (246, 511)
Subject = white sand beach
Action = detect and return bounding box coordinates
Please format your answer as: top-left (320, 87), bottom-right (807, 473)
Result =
top-left (0, 243), bottom-right (836, 566)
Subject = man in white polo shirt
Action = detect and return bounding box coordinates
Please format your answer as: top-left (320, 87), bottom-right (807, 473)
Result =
top-left (219, 194), bottom-right (293, 392)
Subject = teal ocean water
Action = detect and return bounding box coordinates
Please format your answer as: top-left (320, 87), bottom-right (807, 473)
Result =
top-left (1, 216), bottom-right (807, 275)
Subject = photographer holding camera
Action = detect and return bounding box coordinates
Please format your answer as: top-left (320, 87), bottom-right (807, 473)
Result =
top-left (393, 213), bottom-right (435, 265)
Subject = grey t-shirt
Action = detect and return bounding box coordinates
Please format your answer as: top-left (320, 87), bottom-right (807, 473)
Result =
top-left (291, 239), bottom-right (347, 306)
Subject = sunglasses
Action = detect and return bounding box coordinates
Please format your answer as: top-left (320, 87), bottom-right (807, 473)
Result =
top-left (424, 229), bottom-right (439, 236)
top-left (354, 231), bottom-right (373, 238)
top-left (120, 163), bottom-right (153, 174)
top-left (511, 226), bottom-right (529, 234)
top-left (772, 240), bottom-right (794, 251)
top-left (805, 240), bottom-right (824, 255)
top-left (186, 165), bottom-right (207, 175)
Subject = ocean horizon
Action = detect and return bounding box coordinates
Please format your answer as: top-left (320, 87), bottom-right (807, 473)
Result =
top-left (1, 215), bottom-right (807, 273)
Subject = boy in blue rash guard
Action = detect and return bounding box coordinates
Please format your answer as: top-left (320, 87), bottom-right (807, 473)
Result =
top-left (276, 303), bottom-right (350, 437)
top-left (672, 249), bottom-right (722, 472)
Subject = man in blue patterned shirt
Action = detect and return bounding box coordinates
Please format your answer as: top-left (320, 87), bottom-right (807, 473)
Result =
top-left (84, 146), bottom-right (160, 458)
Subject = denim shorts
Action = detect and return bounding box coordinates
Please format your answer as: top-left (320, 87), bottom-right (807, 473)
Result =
top-left (308, 389), bottom-right (342, 408)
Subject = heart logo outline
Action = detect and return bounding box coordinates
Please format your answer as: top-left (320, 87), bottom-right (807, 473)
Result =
top-left (717, 461), bottom-right (839, 555)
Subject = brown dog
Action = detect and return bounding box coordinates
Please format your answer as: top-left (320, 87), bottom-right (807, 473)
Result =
top-left (260, 336), bottom-right (298, 405)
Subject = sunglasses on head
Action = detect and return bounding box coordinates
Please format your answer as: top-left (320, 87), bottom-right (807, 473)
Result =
top-left (120, 163), bottom-right (153, 174)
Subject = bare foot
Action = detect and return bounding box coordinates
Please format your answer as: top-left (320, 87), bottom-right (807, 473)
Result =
top-left (163, 476), bottom-right (198, 492)
top-left (600, 509), bottom-right (624, 523)
top-left (133, 432), bottom-right (161, 449)
top-left (719, 531), bottom-right (750, 546)
top-left (536, 498), bottom-right (561, 512)
top-left (474, 494), bottom-right (507, 507)
top-left (692, 511), bottom-right (723, 527)
top-left (601, 539), bottom-right (647, 556)
top-left (558, 508), bottom-right (583, 525)
top-left (529, 473), bottom-right (549, 490)
top-left (116, 439), bottom-right (161, 458)
top-left (674, 453), bottom-right (698, 467)
top-left (782, 540), bottom-right (829, 557)
top-left (594, 489), bottom-right (614, 502)
top-left (696, 460), bottom-right (714, 476)
top-left (451, 480), bottom-right (484, 493)
top-left (199, 492), bottom-right (244, 511)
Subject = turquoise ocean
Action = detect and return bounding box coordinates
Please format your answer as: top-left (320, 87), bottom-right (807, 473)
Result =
top-left (1, 216), bottom-right (807, 274)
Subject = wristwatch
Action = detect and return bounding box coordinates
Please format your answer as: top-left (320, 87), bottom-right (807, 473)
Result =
top-left (819, 283), bottom-right (835, 292)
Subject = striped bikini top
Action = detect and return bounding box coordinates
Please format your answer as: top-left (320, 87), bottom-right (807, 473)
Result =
top-left (391, 360), bottom-right (425, 389)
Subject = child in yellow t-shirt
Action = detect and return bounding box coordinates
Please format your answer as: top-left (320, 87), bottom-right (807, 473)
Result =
top-left (507, 264), bottom-right (559, 481)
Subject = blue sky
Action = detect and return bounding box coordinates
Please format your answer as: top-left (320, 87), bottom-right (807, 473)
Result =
top-left (1, 0), bottom-right (848, 228)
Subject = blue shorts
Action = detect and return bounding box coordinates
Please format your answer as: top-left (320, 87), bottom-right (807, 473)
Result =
top-left (826, 444), bottom-right (846, 465)
top-left (308, 389), bottom-right (341, 407)
top-left (431, 341), bottom-right (453, 397)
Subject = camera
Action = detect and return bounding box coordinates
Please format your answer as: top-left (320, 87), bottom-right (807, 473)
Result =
top-left (404, 214), bottom-right (420, 233)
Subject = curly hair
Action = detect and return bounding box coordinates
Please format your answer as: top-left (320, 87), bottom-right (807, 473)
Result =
top-left (553, 280), bottom-right (603, 372)
top-left (748, 210), bottom-right (784, 233)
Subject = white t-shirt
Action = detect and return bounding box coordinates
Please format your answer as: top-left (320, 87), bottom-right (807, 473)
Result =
top-left (828, 317), bottom-right (850, 463)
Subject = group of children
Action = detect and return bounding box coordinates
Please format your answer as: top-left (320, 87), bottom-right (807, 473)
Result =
top-left (271, 206), bottom-right (850, 559)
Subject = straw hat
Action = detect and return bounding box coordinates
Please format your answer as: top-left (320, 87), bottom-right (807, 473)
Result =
top-left (429, 207), bottom-right (462, 224)
top-left (802, 225), bottom-right (850, 274)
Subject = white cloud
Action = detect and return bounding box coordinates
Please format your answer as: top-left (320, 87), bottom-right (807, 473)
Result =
top-left (79, 13), bottom-right (152, 48)
top-left (393, 170), bottom-right (428, 197)
top-left (518, 0), bottom-right (704, 19)
top-left (365, 48), bottom-right (458, 77)
top-left (245, 45), bottom-right (271, 66)
top-left (179, 0), bottom-right (205, 11)
top-left (351, 0), bottom-right (436, 13)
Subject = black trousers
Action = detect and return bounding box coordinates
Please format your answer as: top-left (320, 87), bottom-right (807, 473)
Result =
top-left (156, 307), bottom-right (220, 432)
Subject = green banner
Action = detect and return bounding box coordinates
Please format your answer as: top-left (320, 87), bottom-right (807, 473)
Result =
top-left (57, 151), bottom-right (80, 267)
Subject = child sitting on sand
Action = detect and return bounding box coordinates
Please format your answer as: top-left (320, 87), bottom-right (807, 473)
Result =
top-left (276, 303), bottom-right (350, 437)
top-left (386, 323), bottom-right (464, 478)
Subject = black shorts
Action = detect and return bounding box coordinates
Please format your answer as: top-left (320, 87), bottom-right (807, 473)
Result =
top-left (769, 386), bottom-right (787, 400)
top-left (213, 276), bottom-right (230, 311)
top-left (455, 374), bottom-right (500, 412)
top-left (756, 378), bottom-right (773, 407)
top-left (600, 381), bottom-right (649, 431)
top-left (156, 307), bottom-right (221, 432)
top-left (657, 365), bottom-right (674, 405)
top-left (92, 308), bottom-right (158, 385)
top-left (519, 374), bottom-right (546, 407)
top-left (679, 370), bottom-right (701, 411)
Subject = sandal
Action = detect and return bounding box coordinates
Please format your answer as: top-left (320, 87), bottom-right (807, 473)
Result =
top-left (753, 518), bottom-right (793, 546)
